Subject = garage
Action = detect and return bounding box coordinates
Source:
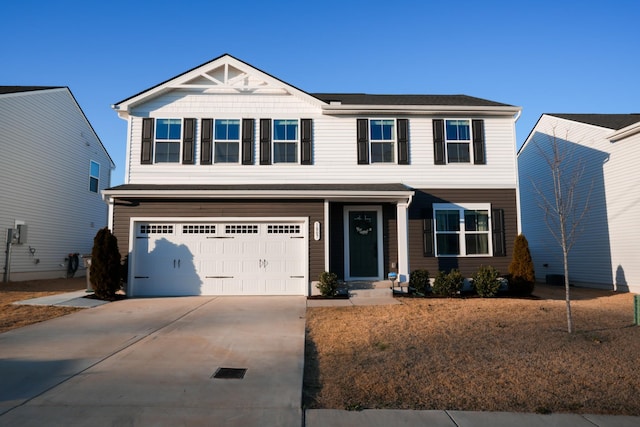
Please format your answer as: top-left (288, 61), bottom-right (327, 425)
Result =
top-left (130, 219), bottom-right (308, 296)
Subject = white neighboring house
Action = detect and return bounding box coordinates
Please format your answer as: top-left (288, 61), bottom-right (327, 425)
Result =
top-left (104, 54), bottom-right (522, 297)
top-left (518, 113), bottom-right (640, 293)
top-left (0, 86), bottom-right (114, 281)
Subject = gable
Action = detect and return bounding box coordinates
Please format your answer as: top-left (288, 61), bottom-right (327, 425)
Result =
top-left (113, 54), bottom-right (325, 118)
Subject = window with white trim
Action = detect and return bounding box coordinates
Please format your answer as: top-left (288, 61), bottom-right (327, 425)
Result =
top-left (214, 119), bottom-right (240, 163)
top-left (433, 204), bottom-right (491, 256)
top-left (370, 119), bottom-right (395, 163)
top-left (445, 119), bottom-right (471, 163)
top-left (89, 160), bottom-right (100, 193)
top-left (273, 119), bottom-right (298, 163)
top-left (154, 118), bottom-right (181, 163)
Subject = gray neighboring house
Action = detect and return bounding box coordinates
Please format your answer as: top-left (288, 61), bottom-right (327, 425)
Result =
top-left (1, 86), bottom-right (114, 281)
top-left (518, 113), bottom-right (640, 293)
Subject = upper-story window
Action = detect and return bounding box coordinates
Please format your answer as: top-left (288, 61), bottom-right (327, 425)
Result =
top-left (155, 118), bottom-right (181, 163)
top-left (433, 119), bottom-right (485, 165)
top-left (89, 161), bottom-right (100, 193)
top-left (370, 119), bottom-right (395, 163)
top-left (215, 119), bottom-right (240, 163)
top-left (273, 119), bottom-right (299, 163)
top-left (446, 119), bottom-right (471, 163)
top-left (356, 118), bottom-right (409, 165)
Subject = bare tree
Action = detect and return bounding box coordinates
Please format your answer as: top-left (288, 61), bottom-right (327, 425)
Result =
top-left (530, 129), bottom-right (592, 333)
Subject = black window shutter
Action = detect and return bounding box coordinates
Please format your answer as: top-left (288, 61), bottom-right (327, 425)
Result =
top-left (182, 118), bottom-right (195, 164)
top-left (242, 119), bottom-right (254, 165)
top-left (423, 209), bottom-right (435, 257)
top-left (141, 118), bottom-right (154, 164)
top-left (397, 119), bottom-right (409, 164)
top-left (300, 119), bottom-right (312, 165)
top-left (492, 208), bottom-right (506, 256)
top-left (259, 119), bottom-right (271, 165)
top-left (200, 119), bottom-right (213, 165)
top-left (433, 119), bottom-right (445, 165)
top-left (472, 119), bottom-right (486, 164)
top-left (356, 119), bottom-right (369, 164)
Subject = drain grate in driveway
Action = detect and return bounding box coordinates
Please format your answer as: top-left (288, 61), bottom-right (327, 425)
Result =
top-left (212, 367), bottom-right (247, 379)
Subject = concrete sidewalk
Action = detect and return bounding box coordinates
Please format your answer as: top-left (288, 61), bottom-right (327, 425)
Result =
top-left (305, 409), bottom-right (639, 427)
top-left (12, 290), bottom-right (109, 308)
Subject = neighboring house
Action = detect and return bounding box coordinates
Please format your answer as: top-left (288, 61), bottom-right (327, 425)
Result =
top-left (0, 86), bottom-right (114, 281)
top-left (518, 113), bottom-right (640, 293)
top-left (103, 54), bottom-right (522, 297)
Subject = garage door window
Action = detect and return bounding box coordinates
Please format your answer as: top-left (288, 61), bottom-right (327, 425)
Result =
top-left (268, 224), bottom-right (301, 234)
top-left (225, 224), bottom-right (259, 234)
top-left (182, 224), bottom-right (216, 234)
top-left (140, 224), bottom-right (174, 234)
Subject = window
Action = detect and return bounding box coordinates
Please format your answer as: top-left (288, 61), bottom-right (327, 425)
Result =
top-left (154, 118), bottom-right (181, 163)
top-left (273, 119), bottom-right (298, 163)
top-left (370, 119), bottom-right (395, 163)
top-left (89, 161), bottom-right (100, 193)
top-left (445, 119), bottom-right (471, 163)
top-left (433, 204), bottom-right (491, 256)
top-left (214, 119), bottom-right (240, 163)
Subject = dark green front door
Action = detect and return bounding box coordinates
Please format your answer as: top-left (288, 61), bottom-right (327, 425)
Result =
top-left (348, 211), bottom-right (378, 277)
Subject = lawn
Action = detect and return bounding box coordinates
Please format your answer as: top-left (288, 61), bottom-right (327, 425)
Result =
top-left (303, 285), bottom-right (640, 415)
top-left (0, 277), bottom-right (84, 333)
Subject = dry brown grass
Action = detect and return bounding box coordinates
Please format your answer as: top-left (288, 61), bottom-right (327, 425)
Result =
top-left (0, 277), bottom-right (85, 333)
top-left (304, 285), bottom-right (640, 415)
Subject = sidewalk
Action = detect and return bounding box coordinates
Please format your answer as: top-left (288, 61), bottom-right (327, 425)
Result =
top-left (12, 290), bottom-right (109, 308)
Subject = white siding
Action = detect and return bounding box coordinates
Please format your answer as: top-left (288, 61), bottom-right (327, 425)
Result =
top-left (0, 88), bottom-right (112, 280)
top-left (518, 115), bottom-right (640, 293)
top-left (125, 91), bottom-right (518, 189)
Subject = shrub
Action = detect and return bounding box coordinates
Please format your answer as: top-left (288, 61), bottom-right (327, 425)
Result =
top-left (473, 265), bottom-right (501, 297)
top-left (508, 234), bottom-right (535, 296)
top-left (90, 227), bottom-right (122, 300)
top-left (409, 269), bottom-right (430, 295)
top-left (432, 269), bottom-right (463, 297)
top-left (316, 271), bottom-right (339, 297)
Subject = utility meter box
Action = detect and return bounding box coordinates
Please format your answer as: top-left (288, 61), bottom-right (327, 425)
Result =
top-left (16, 224), bottom-right (27, 244)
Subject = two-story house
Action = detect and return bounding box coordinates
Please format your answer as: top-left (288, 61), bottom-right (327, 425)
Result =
top-left (518, 113), bottom-right (640, 293)
top-left (103, 54), bottom-right (521, 297)
top-left (1, 86), bottom-right (114, 281)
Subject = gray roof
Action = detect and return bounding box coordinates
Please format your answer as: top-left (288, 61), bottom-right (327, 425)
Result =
top-left (548, 113), bottom-right (640, 130)
top-left (106, 183), bottom-right (412, 193)
top-left (312, 93), bottom-right (514, 107)
top-left (0, 86), bottom-right (63, 95)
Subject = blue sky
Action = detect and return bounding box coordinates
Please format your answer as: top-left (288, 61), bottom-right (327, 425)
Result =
top-left (2, 0), bottom-right (638, 186)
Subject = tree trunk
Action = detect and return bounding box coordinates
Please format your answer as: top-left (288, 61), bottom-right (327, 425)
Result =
top-left (563, 246), bottom-right (573, 333)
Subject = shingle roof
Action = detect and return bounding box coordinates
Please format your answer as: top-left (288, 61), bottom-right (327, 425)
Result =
top-left (0, 86), bottom-right (63, 95)
top-left (548, 113), bottom-right (640, 130)
top-left (312, 93), bottom-right (513, 107)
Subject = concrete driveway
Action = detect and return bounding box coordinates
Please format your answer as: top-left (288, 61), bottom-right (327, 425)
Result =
top-left (0, 296), bottom-right (306, 426)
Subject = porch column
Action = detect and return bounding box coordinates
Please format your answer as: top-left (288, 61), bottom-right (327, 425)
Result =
top-left (396, 201), bottom-right (410, 283)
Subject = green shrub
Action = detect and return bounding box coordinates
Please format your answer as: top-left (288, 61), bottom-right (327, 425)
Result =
top-left (508, 234), bottom-right (535, 296)
top-left (316, 271), bottom-right (339, 297)
top-left (90, 227), bottom-right (122, 300)
top-left (473, 265), bottom-right (501, 297)
top-left (409, 269), bottom-right (430, 295)
top-left (432, 269), bottom-right (463, 297)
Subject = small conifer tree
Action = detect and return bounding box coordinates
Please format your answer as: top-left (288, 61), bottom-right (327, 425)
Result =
top-left (90, 227), bottom-right (122, 300)
top-left (508, 234), bottom-right (535, 295)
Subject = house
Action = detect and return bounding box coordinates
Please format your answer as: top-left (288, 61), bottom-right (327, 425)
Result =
top-left (103, 54), bottom-right (522, 297)
top-left (518, 113), bottom-right (640, 293)
top-left (0, 86), bottom-right (114, 281)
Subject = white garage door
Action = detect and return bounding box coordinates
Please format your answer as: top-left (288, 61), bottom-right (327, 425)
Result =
top-left (131, 220), bottom-right (307, 296)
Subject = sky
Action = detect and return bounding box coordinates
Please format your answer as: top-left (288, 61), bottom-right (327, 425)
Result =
top-left (2, 0), bottom-right (638, 186)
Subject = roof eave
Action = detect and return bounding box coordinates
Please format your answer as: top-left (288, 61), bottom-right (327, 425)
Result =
top-left (608, 121), bottom-right (640, 142)
top-left (321, 104), bottom-right (522, 116)
top-left (102, 188), bottom-right (414, 201)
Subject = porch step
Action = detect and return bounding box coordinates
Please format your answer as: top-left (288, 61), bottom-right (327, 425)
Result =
top-left (349, 287), bottom-right (392, 298)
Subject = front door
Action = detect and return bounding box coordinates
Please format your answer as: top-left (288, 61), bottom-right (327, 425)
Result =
top-left (346, 208), bottom-right (381, 279)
